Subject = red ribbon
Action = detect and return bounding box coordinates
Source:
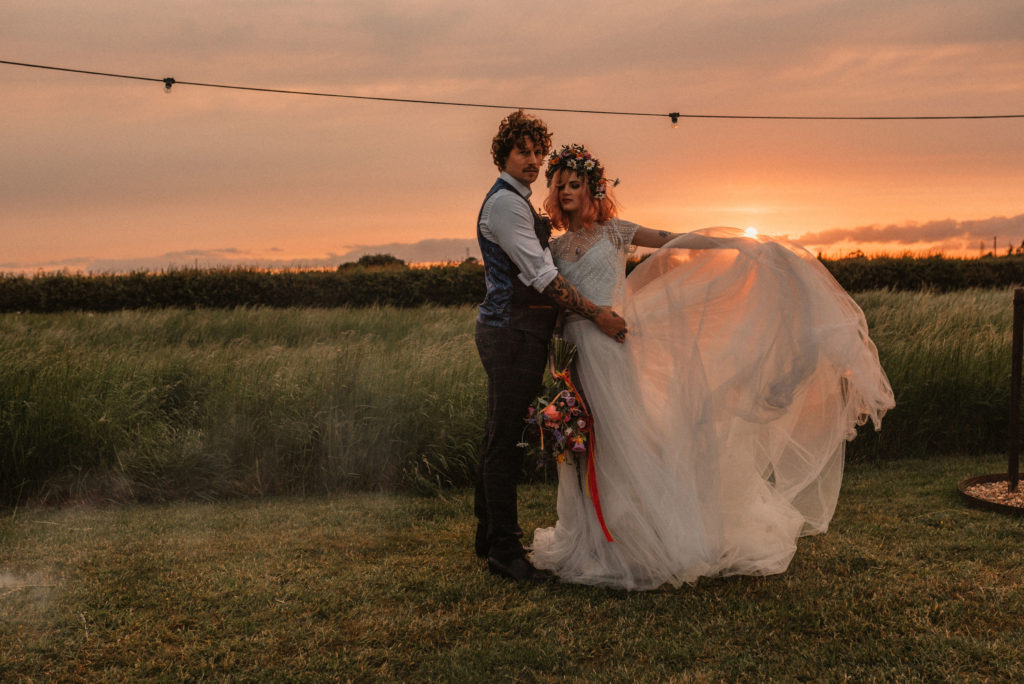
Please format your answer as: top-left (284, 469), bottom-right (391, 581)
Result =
top-left (551, 364), bottom-right (614, 543)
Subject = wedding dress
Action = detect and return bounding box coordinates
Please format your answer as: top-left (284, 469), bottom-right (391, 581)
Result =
top-left (529, 221), bottom-right (894, 590)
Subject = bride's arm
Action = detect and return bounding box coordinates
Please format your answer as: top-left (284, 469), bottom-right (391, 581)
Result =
top-left (631, 226), bottom-right (681, 249)
top-left (633, 226), bottom-right (747, 251)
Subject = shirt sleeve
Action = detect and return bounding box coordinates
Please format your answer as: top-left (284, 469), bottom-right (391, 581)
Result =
top-left (480, 191), bottom-right (559, 292)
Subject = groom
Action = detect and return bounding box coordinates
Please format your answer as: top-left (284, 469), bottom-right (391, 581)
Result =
top-left (474, 110), bottom-right (627, 582)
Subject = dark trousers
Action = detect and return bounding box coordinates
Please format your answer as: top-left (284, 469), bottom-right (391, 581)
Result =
top-left (474, 322), bottom-right (549, 561)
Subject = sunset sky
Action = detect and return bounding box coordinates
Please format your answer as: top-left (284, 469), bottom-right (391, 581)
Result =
top-left (3, 0), bottom-right (1023, 272)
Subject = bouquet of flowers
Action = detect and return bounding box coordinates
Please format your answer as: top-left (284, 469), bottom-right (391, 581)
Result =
top-left (520, 336), bottom-right (592, 468)
top-left (520, 336), bottom-right (615, 542)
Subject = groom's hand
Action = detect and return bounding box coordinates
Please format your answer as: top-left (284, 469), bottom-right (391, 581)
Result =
top-left (543, 275), bottom-right (628, 343)
top-left (594, 307), bottom-right (628, 343)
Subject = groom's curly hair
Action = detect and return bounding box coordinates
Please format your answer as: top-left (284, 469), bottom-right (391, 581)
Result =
top-left (491, 110), bottom-right (552, 170)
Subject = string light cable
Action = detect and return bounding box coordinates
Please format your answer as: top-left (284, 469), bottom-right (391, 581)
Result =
top-left (3, 59), bottom-right (1023, 123)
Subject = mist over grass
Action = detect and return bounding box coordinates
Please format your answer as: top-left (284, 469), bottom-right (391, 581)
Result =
top-left (1, 454), bottom-right (1022, 680)
top-left (1, 290), bottom-right (1020, 507)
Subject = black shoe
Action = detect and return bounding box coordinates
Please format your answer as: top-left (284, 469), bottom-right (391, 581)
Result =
top-left (475, 524), bottom-right (525, 559)
top-left (487, 555), bottom-right (554, 583)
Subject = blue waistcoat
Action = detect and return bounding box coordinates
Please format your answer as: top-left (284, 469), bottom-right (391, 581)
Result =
top-left (476, 178), bottom-right (558, 334)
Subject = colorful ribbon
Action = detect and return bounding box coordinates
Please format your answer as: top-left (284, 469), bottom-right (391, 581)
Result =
top-left (551, 363), bottom-right (614, 543)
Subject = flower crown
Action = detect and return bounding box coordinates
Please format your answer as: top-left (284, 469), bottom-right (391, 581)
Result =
top-left (545, 144), bottom-right (620, 200)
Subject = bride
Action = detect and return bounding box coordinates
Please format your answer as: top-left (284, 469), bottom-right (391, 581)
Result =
top-left (528, 144), bottom-right (895, 590)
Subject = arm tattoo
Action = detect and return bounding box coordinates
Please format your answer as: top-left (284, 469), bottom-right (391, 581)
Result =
top-left (543, 274), bottom-right (601, 319)
top-left (658, 230), bottom-right (671, 238)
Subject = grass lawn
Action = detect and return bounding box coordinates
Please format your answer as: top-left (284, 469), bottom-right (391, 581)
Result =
top-left (2, 453), bottom-right (1022, 681)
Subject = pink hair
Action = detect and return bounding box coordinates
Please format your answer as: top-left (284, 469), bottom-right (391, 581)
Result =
top-left (543, 169), bottom-right (619, 232)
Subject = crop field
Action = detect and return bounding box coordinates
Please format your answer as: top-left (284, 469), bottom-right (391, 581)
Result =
top-left (1, 288), bottom-right (1020, 507)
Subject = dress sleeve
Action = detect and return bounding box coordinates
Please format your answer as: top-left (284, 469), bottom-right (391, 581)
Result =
top-left (608, 219), bottom-right (641, 254)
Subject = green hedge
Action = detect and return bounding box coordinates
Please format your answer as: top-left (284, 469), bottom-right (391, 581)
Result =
top-left (0, 263), bottom-right (486, 313)
top-left (5, 254), bottom-right (1024, 313)
top-left (820, 254), bottom-right (1024, 292)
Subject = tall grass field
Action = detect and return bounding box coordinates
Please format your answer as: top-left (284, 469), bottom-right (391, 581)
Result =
top-left (0, 289), bottom-right (1019, 507)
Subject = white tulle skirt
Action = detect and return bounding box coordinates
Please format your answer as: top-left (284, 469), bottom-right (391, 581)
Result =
top-left (530, 228), bottom-right (894, 590)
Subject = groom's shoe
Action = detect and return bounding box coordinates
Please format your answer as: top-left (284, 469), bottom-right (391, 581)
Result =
top-left (475, 524), bottom-right (525, 559)
top-left (487, 555), bottom-right (554, 584)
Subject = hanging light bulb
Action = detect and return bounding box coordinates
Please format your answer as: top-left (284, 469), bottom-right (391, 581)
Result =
top-left (163, 77), bottom-right (175, 93)
top-left (669, 112), bottom-right (679, 128)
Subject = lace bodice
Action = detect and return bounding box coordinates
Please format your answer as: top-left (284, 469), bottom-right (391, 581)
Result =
top-left (550, 219), bottom-right (640, 307)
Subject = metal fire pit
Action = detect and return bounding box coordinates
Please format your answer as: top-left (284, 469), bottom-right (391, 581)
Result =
top-left (957, 473), bottom-right (1024, 516)
top-left (959, 289), bottom-right (1022, 515)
